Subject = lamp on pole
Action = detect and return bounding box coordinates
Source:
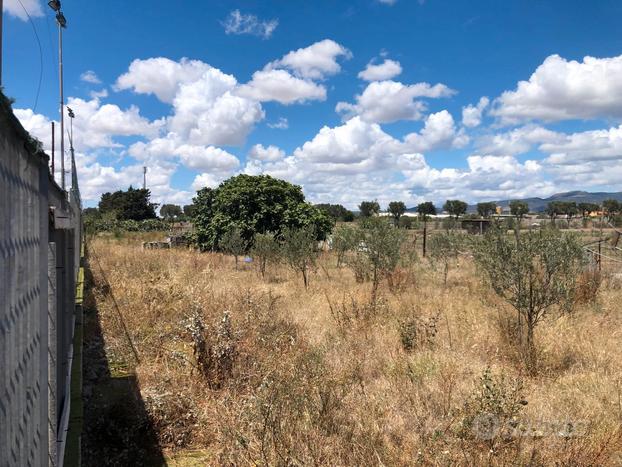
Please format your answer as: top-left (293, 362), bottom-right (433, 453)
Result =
top-left (67, 106), bottom-right (78, 196)
top-left (48, 0), bottom-right (67, 190)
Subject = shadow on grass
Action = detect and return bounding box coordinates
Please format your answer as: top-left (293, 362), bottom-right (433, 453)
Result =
top-left (81, 263), bottom-right (166, 466)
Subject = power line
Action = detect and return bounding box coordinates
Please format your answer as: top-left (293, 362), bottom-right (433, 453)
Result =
top-left (16, 0), bottom-right (43, 111)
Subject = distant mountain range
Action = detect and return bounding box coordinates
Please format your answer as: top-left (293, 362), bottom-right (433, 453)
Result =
top-left (405, 191), bottom-right (622, 213)
top-left (491, 191), bottom-right (622, 212)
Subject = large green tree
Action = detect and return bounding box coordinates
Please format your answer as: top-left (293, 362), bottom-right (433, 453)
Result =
top-left (160, 204), bottom-right (183, 221)
top-left (603, 199), bottom-right (621, 220)
top-left (315, 203), bottom-right (355, 222)
top-left (476, 202), bottom-right (497, 218)
top-left (359, 200), bottom-right (380, 218)
top-left (443, 199), bottom-right (468, 219)
top-left (509, 200), bottom-right (529, 221)
top-left (192, 175), bottom-right (332, 251)
top-left (98, 186), bottom-right (158, 221)
top-left (388, 201), bottom-right (407, 225)
top-left (416, 201), bottom-right (437, 220)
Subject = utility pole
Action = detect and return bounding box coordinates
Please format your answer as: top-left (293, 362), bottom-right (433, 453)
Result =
top-left (143, 166), bottom-right (147, 190)
top-left (51, 121), bottom-right (55, 176)
top-left (48, 1), bottom-right (67, 190)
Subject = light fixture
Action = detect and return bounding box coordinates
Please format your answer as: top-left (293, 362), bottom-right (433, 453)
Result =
top-left (56, 12), bottom-right (67, 28)
top-left (48, 0), bottom-right (61, 12)
top-left (67, 107), bottom-right (75, 118)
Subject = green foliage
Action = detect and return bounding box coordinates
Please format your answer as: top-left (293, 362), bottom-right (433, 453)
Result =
top-left (546, 201), bottom-right (578, 226)
top-left (509, 200), bottom-right (529, 220)
top-left (98, 186), bottom-right (158, 221)
top-left (416, 201), bottom-right (437, 221)
top-left (192, 175), bottom-right (332, 251)
top-left (443, 199), bottom-right (468, 219)
top-left (428, 231), bottom-right (464, 285)
top-left (332, 224), bottom-right (362, 267)
top-left (476, 202), bottom-right (497, 218)
top-left (603, 199), bottom-right (620, 219)
top-left (282, 225), bottom-right (318, 288)
top-left (221, 227), bottom-right (247, 269)
top-left (387, 201), bottom-right (407, 224)
top-left (460, 367), bottom-right (526, 445)
top-left (352, 218), bottom-right (406, 301)
top-left (183, 204), bottom-right (197, 219)
top-left (160, 204), bottom-right (183, 221)
top-left (315, 203), bottom-right (355, 222)
top-left (578, 202), bottom-right (599, 219)
top-left (84, 213), bottom-right (168, 234)
top-left (252, 232), bottom-right (281, 278)
top-left (472, 228), bottom-right (585, 370)
top-left (358, 200), bottom-right (380, 218)
top-left (398, 216), bottom-right (418, 230)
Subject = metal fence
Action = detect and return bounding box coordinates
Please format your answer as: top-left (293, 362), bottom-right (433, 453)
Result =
top-left (0, 97), bottom-right (82, 466)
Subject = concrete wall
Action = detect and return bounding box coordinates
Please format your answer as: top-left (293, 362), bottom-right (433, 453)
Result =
top-left (0, 94), bottom-right (82, 466)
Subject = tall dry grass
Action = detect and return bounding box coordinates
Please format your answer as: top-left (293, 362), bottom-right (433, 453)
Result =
top-left (87, 234), bottom-right (622, 466)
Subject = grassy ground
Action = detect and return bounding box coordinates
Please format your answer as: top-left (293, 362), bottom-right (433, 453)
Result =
top-left (85, 232), bottom-right (622, 466)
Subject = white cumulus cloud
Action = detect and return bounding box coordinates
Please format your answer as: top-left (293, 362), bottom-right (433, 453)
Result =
top-left (358, 59), bottom-right (402, 81)
top-left (337, 80), bottom-right (456, 124)
top-left (461, 96), bottom-right (489, 128)
top-left (267, 39), bottom-right (351, 80)
top-left (236, 69), bottom-right (326, 104)
top-left (492, 54), bottom-right (622, 124)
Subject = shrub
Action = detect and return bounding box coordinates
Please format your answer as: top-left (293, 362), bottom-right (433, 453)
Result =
top-left (472, 227), bottom-right (585, 372)
top-left (252, 232), bottom-right (281, 278)
top-left (332, 224), bottom-right (361, 267)
top-left (398, 314), bottom-right (439, 352)
top-left (351, 218), bottom-right (406, 302)
top-left (428, 231), bottom-right (464, 285)
top-left (459, 367), bottom-right (526, 449)
top-left (282, 225), bottom-right (318, 288)
top-left (220, 227), bottom-right (247, 269)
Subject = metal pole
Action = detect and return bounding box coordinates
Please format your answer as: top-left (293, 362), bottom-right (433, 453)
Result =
top-left (51, 121), bottom-right (55, 176)
top-left (59, 23), bottom-right (65, 191)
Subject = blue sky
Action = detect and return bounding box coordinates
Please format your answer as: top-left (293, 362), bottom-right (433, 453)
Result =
top-left (5, 0), bottom-right (622, 208)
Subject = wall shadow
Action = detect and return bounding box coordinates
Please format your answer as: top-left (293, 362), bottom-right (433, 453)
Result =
top-left (81, 261), bottom-right (166, 466)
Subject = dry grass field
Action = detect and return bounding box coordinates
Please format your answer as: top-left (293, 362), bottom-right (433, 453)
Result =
top-left (83, 232), bottom-right (622, 466)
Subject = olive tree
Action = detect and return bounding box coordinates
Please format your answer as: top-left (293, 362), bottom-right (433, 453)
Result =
top-left (252, 232), bottom-right (281, 278)
top-left (417, 201), bottom-right (437, 257)
top-left (354, 218), bottom-right (405, 302)
top-left (332, 224), bottom-right (361, 267)
top-left (473, 228), bottom-right (585, 371)
top-left (282, 225), bottom-right (317, 289)
top-left (428, 231), bottom-right (464, 286)
top-left (221, 227), bottom-right (247, 270)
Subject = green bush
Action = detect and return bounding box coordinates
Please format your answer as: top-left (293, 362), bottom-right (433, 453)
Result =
top-left (472, 227), bottom-right (585, 372)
